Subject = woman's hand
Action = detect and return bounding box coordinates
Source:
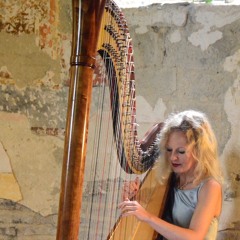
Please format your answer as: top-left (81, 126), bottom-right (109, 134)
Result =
top-left (122, 177), bottom-right (140, 200)
top-left (118, 198), bottom-right (150, 222)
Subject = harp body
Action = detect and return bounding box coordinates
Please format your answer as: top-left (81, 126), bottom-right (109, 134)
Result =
top-left (56, 0), bottom-right (169, 239)
top-left (108, 169), bottom-right (169, 240)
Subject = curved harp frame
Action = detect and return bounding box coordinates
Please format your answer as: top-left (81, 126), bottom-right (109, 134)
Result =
top-left (57, 0), bottom-right (168, 239)
top-left (97, 1), bottom-right (162, 174)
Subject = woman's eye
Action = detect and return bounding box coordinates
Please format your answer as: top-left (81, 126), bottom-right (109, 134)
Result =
top-left (178, 150), bottom-right (185, 154)
top-left (166, 148), bottom-right (172, 152)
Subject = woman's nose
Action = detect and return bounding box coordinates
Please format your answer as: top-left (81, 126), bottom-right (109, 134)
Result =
top-left (170, 151), bottom-right (178, 161)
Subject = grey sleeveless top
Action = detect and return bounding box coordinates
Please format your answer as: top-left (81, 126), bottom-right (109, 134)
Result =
top-left (172, 181), bottom-right (218, 240)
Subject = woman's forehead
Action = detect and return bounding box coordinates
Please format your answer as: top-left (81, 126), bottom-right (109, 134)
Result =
top-left (166, 131), bottom-right (188, 146)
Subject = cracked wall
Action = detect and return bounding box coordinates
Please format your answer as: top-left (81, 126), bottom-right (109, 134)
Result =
top-left (0, 0), bottom-right (240, 239)
top-left (123, 3), bottom-right (240, 239)
top-left (0, 0), bottom-right (71, 239)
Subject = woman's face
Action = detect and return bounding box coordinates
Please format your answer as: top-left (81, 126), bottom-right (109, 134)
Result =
top-left (165, 130), bottom-right (196, 176)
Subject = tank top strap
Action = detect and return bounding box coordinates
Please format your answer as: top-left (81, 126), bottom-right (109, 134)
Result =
top-left (197, 177), bottom-right (213, 199)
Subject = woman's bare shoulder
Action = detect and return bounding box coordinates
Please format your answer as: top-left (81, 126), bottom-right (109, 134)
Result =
top-left (202, 178), bottom-right (222, 190)
top-left (198, 178), bottom-right (222, 216)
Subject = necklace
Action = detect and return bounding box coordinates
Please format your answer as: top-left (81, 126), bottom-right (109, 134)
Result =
top-left (178, 180), bottom-right (193, 190)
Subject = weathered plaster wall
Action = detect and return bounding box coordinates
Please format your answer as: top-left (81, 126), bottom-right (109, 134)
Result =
top-left (123, 3), bottom-right (240, 239)
top-left (0, 0), bottom-right (71, 239)
top-left (0, 0), bottom-right (240, 239)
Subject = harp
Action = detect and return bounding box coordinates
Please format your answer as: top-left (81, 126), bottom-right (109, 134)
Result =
top-left (56, 0), bottom-right (169, 239)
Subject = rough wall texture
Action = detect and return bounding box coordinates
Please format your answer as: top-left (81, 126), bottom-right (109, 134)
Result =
top-left (0, 0), bottom-right (71, 239)
top-left (123, 3), bottom-right (240, 239)
top-left (0, 0), bottom-right (240, 239)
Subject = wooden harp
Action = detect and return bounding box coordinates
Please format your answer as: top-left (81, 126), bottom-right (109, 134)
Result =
top-left (56, 0), bottom-right (169, 239)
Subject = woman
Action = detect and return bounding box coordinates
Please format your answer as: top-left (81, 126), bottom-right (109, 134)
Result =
top-left (119, 110), bottom-right (223, 240)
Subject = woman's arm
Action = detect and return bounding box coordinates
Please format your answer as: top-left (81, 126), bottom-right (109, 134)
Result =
top-left (188, 179), bottom-right (222, 238)
top-left (118, 179), bottom-right (222, 240)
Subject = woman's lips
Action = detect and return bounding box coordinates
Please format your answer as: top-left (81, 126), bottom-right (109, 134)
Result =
top-left (172, 163), bottom-right (181, 168)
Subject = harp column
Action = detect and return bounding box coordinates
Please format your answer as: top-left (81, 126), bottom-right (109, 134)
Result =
top-left (56, 0), bottom-right (106, 239)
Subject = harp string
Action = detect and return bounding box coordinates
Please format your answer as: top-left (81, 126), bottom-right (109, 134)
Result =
top-left (56, 0), bottom-right (164, 239)
top-left (79, 1), bottom-right (159, 239)
top-left (80, 49), bottom-right (123, 239)
top-left (96, 51), bottom-right (117, 238)
top-left (102, 5), bottom-right (125, 238)
top-left (82, 69), bottom-right (106, 239)
top-left (97, 8), bottom-right (119, 237)
top-left (106, 1), bottom-right (147, 237)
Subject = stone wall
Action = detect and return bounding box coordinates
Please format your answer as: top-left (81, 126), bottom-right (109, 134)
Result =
top-left (123, 3), bottom-right (240, 239)
top-left (0, 0), bottom-right (240, 239)
top-left (0, 0), bottom-right (71, 239)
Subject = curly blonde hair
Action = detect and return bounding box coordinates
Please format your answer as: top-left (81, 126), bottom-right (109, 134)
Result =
top-left (158, 110), bottom-right (223, 184)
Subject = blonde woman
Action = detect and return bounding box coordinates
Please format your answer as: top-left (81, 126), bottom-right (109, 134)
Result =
top-left (119, 110), bottom-right (223, 240)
